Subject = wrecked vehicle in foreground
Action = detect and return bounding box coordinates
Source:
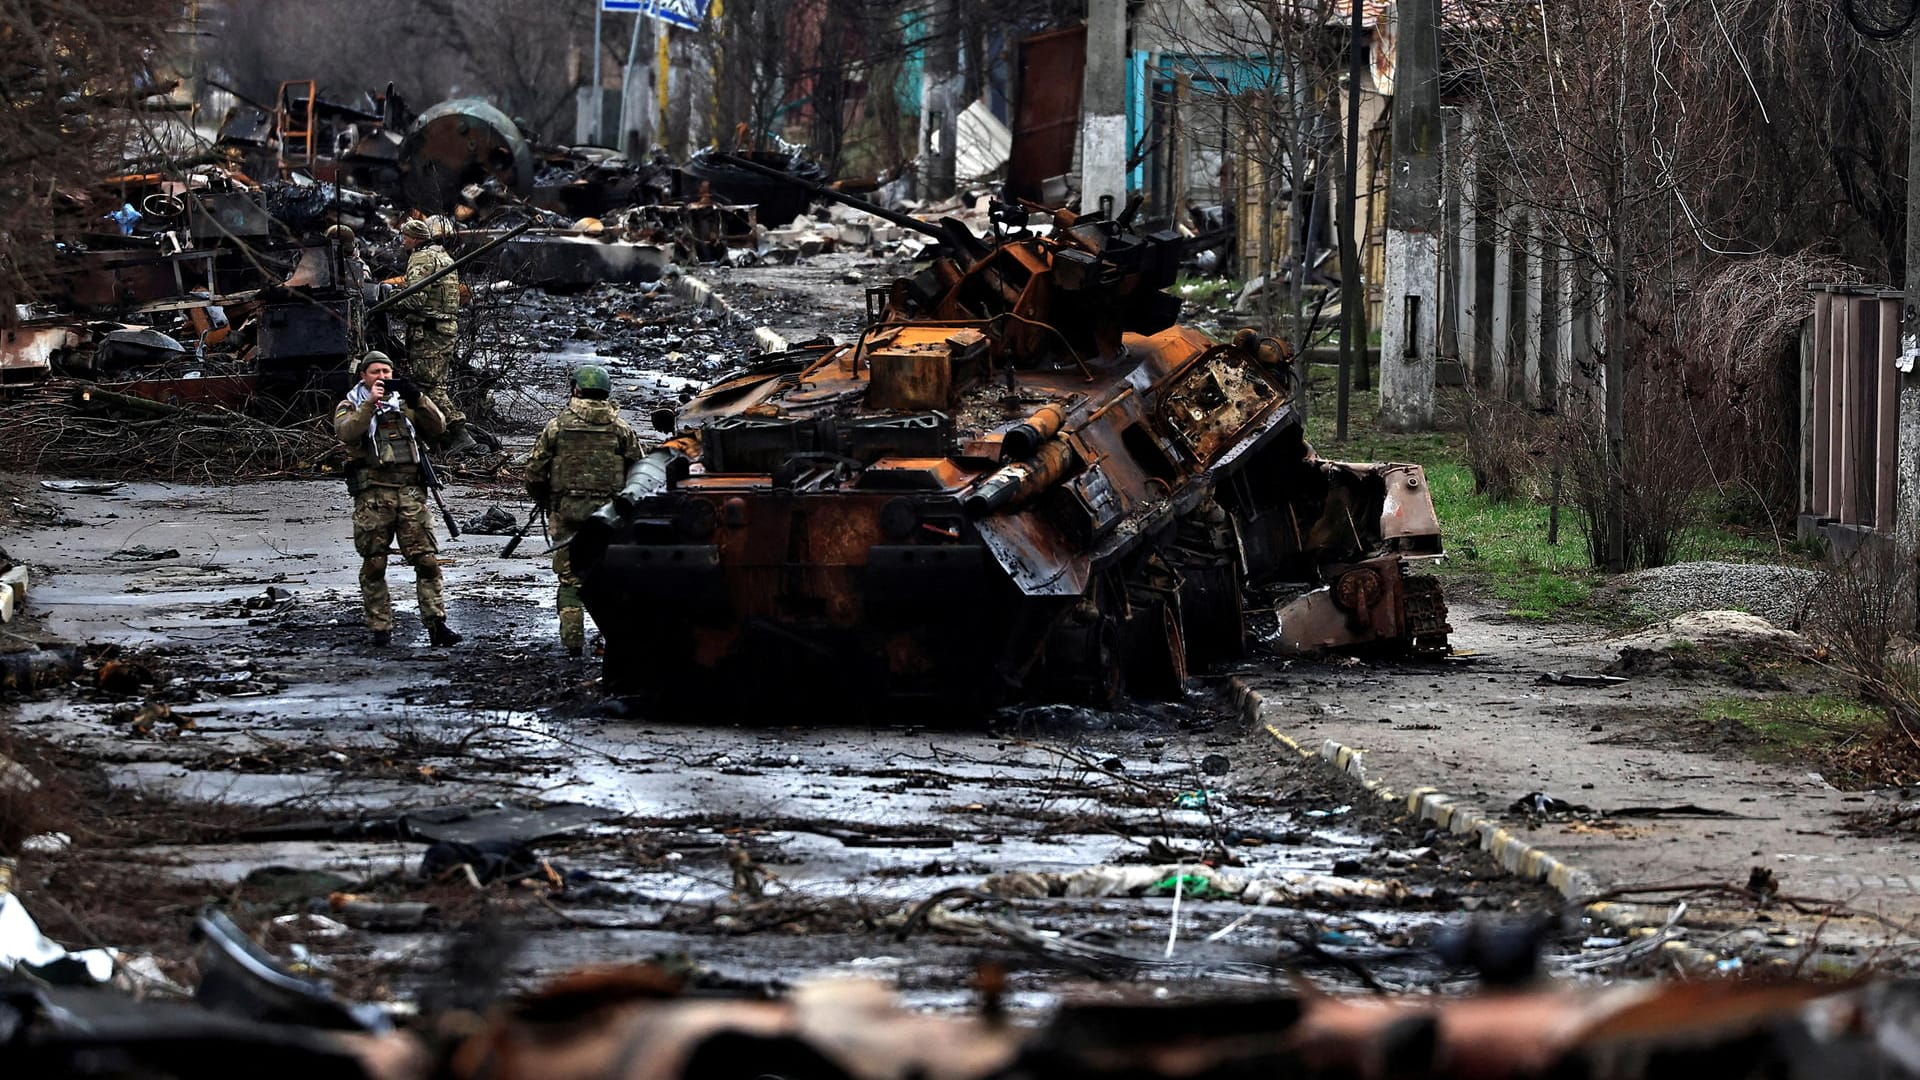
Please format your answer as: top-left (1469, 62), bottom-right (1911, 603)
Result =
top-left (576, 165), bottom-right (1448, 705)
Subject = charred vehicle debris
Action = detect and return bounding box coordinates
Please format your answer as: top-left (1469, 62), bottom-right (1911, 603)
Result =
top-left (4, 76), bottom-right (1450, 705)
top-left (13, 36), bottom-right (1919, 1077)
top-left (0, 84), bottom-right (844, 422)
top-left (577, 157), bottom-right (1449, 705)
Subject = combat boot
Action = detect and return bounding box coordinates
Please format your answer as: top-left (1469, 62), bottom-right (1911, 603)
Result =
top-left (371, 630), bottom-right (390, 647)
top-left (427, 619), bottom-right (462, 646)
top-left (559, 605), bottom-right (586, 658)
top-left (442, 421), bottom-right (480, 457)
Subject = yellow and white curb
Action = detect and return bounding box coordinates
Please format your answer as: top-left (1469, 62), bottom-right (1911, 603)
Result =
top-left (1230, 677), bottom-right (1722, 970)
top-left (673, 272), bottom-right (790, 355)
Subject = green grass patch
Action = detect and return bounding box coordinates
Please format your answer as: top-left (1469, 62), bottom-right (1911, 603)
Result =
top-left (1174, 275), bottom-right (1239, 308)
top-left (1296, 370), bottom-right (1806, 621)
top-left (1696, 694), bottom-right (1883, 759)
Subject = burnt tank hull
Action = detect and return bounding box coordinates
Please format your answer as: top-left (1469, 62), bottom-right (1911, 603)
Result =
top-left (576, 195), bottom-right (1447, 705)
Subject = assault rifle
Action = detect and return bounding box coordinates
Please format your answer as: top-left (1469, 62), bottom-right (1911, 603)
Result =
top-left (500, 507), bottom-right (547, 558)
top-left (417, 450), bottom-right (461, 539)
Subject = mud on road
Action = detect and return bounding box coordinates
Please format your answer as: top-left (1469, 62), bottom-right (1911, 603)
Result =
top-left (6, 601), bottom-right (1567, 1008)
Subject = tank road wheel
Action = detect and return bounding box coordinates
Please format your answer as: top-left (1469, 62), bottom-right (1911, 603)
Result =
top-left (1121, 591), bottom-right (1190, 700)
top-left (1040, 600), bottom-right (1127, 707)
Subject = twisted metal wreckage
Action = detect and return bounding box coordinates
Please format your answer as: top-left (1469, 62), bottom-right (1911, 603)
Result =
top-left (3, 909), bottom-right (1910, 1080)
top-left (0, 85), bottom-right (819, 412)
top-left (577, 157), bottom-right (1449, 704)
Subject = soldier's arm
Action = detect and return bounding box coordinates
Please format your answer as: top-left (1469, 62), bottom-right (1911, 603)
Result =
top-left (334, 398), bottom-right (375, 444)
top-left (619, 419), bottom-right (645, 464)
top-left (525, 424), bottom-right (557, 506)
top-left (407, 393), bottom-right (447, 438)
top-left (385, 252), bottom-right (436, 317)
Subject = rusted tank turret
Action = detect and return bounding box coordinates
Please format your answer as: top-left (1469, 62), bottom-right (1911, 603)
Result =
top-left (398, 99), bottom-right (533, 213)
top-left (574, 160), bottom-right (1448, 706)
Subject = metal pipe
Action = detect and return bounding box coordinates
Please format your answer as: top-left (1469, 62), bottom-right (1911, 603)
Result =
top-left (1001, 404), bottom-right (1065, 460)
top-left (591, 1), bottom-right (604, 144)
top-left (366, 218), bottom-right (534, 316)
top-left (611, 433), bottom-right (701, 514)
top-left (964, 437), bottom-right (1079, 517)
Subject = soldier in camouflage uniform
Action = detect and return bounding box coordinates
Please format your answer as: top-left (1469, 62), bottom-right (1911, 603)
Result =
top-left (334, 351), bottom-right (463, 648)
top-left (525, 365), bottom-right (644, 657)
top-left (388, 216), bottom-right (473, 453)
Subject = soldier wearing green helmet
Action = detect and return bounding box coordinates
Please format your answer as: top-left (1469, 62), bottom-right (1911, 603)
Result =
top-left (524, 364), bottom-right (644, 657)
top-left (388, 212), bottom-right (470, 453)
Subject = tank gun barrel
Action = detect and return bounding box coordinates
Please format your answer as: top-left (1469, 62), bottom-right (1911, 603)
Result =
top-left (610, 434), bottom-right (701, 515)
top-left (706, 153), bottom-right (963, 248)
top-left (964, 437), bottom-right (1080, 517)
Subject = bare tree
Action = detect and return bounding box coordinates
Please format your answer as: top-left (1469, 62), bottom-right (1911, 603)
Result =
top-left (211, 0), bottom-right (588, 141)
top-left (1138, 1), bottom-right (1350, 418)
top-left (1448, 0), bottom-right (1898, 567)
top-left (0, 0), bottom-right (179, 315)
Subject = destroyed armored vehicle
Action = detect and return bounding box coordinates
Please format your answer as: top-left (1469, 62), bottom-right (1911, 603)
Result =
top-left (574, 162), bottom-right (1447, 705)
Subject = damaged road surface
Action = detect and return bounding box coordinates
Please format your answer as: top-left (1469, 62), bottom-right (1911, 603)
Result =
top-left (5, 579), bottom-right (1543, 1007)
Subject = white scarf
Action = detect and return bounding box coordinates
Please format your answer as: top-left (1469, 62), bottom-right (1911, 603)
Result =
top-left (346, 381), bottom-right (415, 456)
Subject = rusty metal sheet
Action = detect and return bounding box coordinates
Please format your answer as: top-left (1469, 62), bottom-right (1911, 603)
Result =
top-left (0, 327), bottom-right (80, 380)
top-left (1007, 25), bottom-right (1086, 203)
top-left (977, 511), bottom-right (1088, 596)
top-left (45, 249), bottom-right (218, 311)
top-left (1159, 347), bottom-right (1286, 464)
top-left (97, 374), bottom-right (257, 408)
top-left (1376, 463), bottom-right (1443, 553)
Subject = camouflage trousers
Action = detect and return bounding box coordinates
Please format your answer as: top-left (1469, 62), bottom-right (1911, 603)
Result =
top-left (405, 319), bottom-right (464, 425)
top-left (351, 484), bottom-right (444, 632)
top-left (551, 512), bottom-right (588, 650)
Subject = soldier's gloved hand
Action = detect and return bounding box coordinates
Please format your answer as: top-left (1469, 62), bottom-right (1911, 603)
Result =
top-left (387, 377), bottom-right (422, 405)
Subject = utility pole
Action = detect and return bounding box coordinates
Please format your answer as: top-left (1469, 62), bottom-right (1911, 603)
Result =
top-left (622, 13), bottom-right (652, 156)
top-left (1897, 28), bottom-right (1920, 618)
top-left (1334, 0), bottom-right (1366, 441)
top-left (1080, 0), bottom-right (1127, 214)
top-left (923, 0), bottom-right (960, 199)
top-left (591, 1), bottom-right (604, 144)
top-left (1378, 0), bottom-right (1440, 432)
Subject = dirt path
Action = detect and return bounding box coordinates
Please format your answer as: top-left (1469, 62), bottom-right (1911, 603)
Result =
top-left (1238, 602), bottom-right (1920, 972)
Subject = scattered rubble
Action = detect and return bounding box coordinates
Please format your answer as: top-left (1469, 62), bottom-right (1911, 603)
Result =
top-left (1605, 562), bottom-right (1822, 627)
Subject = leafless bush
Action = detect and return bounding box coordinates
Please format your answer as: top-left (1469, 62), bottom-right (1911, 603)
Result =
top-left (1802, 542), bottom-right (1920, 715)
top-left (0, 1), bottom-right (177, 314)
top-left (1460, 390), bottom-right (1543, 502)
top-left (0, 387), bottom-right (339, 482)
top-left (458, 289), bottom-right (541, 429)
top-left (1672, 254), bottom-right (1868, 523)
top-left (1557, 370), bottom-right (1707, 570)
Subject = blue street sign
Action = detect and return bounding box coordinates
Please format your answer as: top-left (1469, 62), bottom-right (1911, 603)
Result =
top-left (601, 0), bottom-right (644, 11)
top-left (647, 0), bottom-right (709, 30)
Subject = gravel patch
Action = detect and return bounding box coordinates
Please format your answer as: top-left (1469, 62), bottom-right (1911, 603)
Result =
top-left (1609, 561), bottom-right (1821, 628)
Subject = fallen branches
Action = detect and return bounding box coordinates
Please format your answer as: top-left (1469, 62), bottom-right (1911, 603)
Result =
top-left (0, 384), bottom-right (339, 482)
